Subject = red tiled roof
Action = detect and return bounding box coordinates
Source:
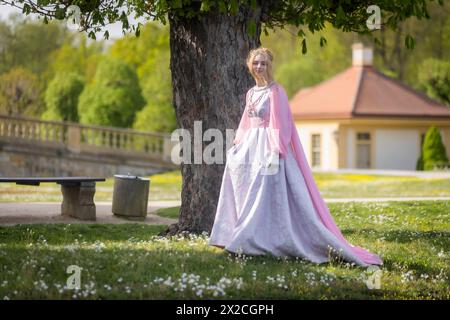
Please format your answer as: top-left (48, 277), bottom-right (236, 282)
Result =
top-left (290, 66), bottom-right (450, 120)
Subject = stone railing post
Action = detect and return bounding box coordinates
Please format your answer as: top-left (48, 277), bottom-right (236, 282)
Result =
top-left (162, 136), bottom-right (176, 163)
top-left (67, 125), bottom-right (81, 153)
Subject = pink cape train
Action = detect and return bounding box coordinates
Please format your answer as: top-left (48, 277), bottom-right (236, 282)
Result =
top-left (233, 82), bottom-right (383, 266)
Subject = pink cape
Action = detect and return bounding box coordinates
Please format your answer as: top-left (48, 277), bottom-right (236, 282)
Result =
top-left (234, 83), bottom-right (382, 266)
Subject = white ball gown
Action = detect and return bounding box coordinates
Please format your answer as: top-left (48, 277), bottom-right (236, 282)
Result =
top-left (209, 82), bottom-right (382, 267)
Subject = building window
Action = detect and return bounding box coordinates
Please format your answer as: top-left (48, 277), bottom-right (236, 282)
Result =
top-left (356, 132), bottom-right (371, 168)
top-left (357, 132), bottom-right (371, 141)
top-left (311, 134), bottom-right (321, 167)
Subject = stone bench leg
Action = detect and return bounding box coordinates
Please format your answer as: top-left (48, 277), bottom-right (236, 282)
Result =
top-left (61, 182), bottom-right (96, 220)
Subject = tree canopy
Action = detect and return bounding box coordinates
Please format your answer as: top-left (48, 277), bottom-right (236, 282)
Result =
top-left (42, 73), bottom-right (84, 122)
top-left (418, 59), bottom-right (450, 106)
top-left (0, 67), bottom-right (42, 116)
top-left (78, 57), bottom-right (146, 128)
top-left (0, 0), bottom-right (441, 49)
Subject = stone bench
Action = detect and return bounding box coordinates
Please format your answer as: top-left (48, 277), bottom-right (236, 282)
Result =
top-left (0, 177), bottom-right (106, 220)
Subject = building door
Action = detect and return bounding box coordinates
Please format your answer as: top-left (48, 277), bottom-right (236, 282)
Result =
top-left (357, 144), bottom-right (371, 168)
top-left (356, 132), bottom-right (371, 168)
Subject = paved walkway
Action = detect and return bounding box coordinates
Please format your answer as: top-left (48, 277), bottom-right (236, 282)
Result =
top-left (0, 200), bottom-right (180, 226)
top-left (1, 197), bottom-right (449, 226)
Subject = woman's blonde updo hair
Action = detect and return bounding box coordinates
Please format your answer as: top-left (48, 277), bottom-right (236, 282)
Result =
top-left (246, 47), bottom-right (274, 85)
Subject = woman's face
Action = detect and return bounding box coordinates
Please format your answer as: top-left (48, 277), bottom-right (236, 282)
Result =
top-left (252, 53), bottom-right (268, 80)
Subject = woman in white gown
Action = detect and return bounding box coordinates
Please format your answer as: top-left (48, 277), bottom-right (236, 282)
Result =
top-left (209, 47), bottom-right (382, 267)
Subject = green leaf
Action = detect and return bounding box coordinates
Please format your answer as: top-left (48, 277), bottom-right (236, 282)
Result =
top-left (229, 0), bottom-right (239, 15)
top-left (172, 0), bottom-right (183, 9)
top-left (308, 20), bottom-right (316, 34)
top-left (336, 6), bottom-right (345, 26)
top-left (301, 38), bottom-right (307, 54)
top-left (373, 37), bottom-right (381, 46)
top-left (120, 11), bottom-right (129, 30)
top-left (247, 20), bottom-right (256, 37)
top-left (297, 29), bottom-right (306, 38)
top-left (55, 7), bottom-right (66, 20)
top-left (135, 24), bottom-right (141, 37)
top-left (22, 3), bottom-right (31, 15)
top-left (405, 34), bottom-right (415, 49)
top-left (297, 29), bottom-right (305, 38)
top-left (200, 1), bottom-right (211, 12)
top-left (218, 1), bottom-right (227, 13)
top-left (37, 0), bottom-right (51, 6)
top-left (319, 36), bottom-right (327, 47)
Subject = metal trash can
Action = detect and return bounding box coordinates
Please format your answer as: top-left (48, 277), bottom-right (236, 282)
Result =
top-left (112, 175), bottom-right (150, 220)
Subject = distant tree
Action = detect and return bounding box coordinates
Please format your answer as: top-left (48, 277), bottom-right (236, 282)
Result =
top-left (417, 59), bottom-right (450, 106)
top-left (0, 20), bottom-right (13, 75)
top-left (263, 25), bottom-right (353, 98)
top-left (42, 73), bottom-right (84, 122)
top-left (110, 22), bottom-right (176, 133)
top-left (423, 126), bottom-right (449, 170)
top-left (133, 46), bottom-right (177, 133)
top-left (0, 67), bottom-right (42, 116)
top-left (47, 35), bottom-right (104, 85)
top-left (0, 13), bottom-right (68, 82)
top-left (133, 60), bottom-right (177, 133)
top-left (370, 1), bottom-right (450, 83)
top-left (0, 14), bottom-right (75, 114)
top-left (135, 59), bottom-right (177, 134)
top-left (78, 57), bottom-right (145, 128)
top-left (133, 101), bottom-right (177, 133)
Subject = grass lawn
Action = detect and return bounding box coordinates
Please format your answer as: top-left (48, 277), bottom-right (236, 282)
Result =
top-left (1, 170), bottom-right (449, 202)
top-left (155, 206), bottom-right (180, 219)
top-left (0, 200), bottom-right (448, 299)
top-left (314, 173), bottom-right (450, 198)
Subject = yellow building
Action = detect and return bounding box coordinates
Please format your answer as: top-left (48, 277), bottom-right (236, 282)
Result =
top-left (290, 43), bottom-right (450, 170)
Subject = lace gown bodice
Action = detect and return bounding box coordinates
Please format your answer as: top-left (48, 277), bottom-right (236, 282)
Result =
top-left (246, 85), bottom-right (271, 128)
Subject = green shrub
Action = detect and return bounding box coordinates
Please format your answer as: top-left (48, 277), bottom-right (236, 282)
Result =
top-left (78, 57), bottom-right (145, 128)
top-left (424, 161), bottom-right (450, 171)
top-left (423, 126), bottom-right (449, 171)
top-left (42, 73), bottom-right (84, 122)
top-left (133, 102), bottom-right (177, 133)
top-left (416, 153), bottom-right (424, 171)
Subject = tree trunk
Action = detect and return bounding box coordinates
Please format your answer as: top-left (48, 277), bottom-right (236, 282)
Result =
top-left (163, 5), bottom-right (263, 235)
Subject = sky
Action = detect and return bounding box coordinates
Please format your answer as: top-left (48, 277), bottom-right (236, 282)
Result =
top-left (0, 4), bottom-right (148, 40)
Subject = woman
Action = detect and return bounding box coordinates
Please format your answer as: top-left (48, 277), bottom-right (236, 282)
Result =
top-left (209, 47), bottom-right (382, 267)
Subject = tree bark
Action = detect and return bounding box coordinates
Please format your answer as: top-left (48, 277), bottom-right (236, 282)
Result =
top-left (163, 5), bottom-right (263, 235)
